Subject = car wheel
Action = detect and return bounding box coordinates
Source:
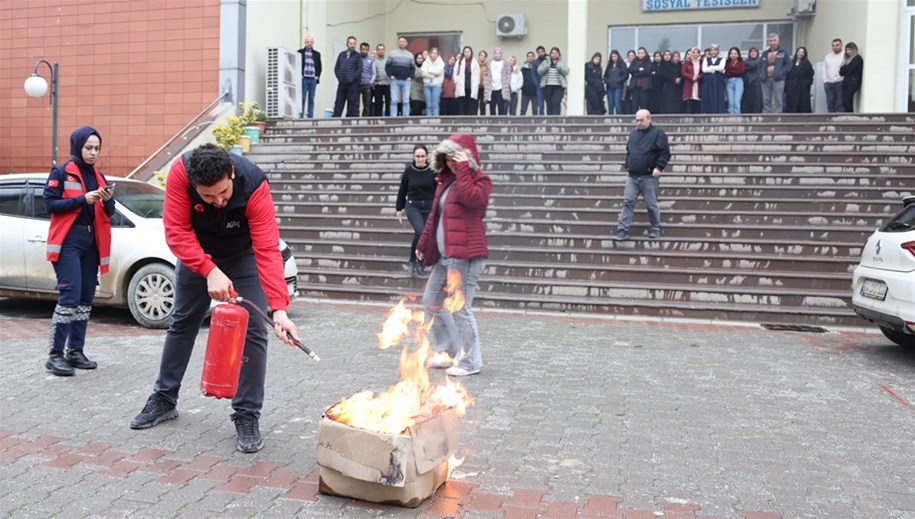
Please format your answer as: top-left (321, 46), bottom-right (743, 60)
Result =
top-left (880, 327), bottom-right (915, 347)
top-left (127, 263), bottom-right (176, 329)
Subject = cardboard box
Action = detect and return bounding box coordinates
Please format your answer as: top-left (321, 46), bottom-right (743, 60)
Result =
top-left (317, 408), bottom-right (458, 507)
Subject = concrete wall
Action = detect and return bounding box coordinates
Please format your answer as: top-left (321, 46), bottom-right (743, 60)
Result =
top-left (245, 0), bottom-right (303, 111)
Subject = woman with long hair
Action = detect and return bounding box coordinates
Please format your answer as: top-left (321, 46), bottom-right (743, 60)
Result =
top-left (627, 47), bottom-right (653, 112)
top-left (724, 47), bottom-right (746, 114)
top-left (681, 47), bottom-right (703, 114)
top-left (603, 50), bottom-right (629, 115)
top-left (421, 47), bottom-right (444, 116)
top-left (395, 144), bottom-right (436, 275)
top-left (585, 52), bottom-right (607, 115)
top-left (839, 42), bottom-right (863, 112)
top-left (537, 47), bottom-right (569, 115)
top-left (454, 46), bottom-right (480, 116)
top-left (784, 46), bottom-right (814, 113)
top-left (43, 127), bottom-right (115, 376)
top-left (741, 47), bottom-right (763, 114)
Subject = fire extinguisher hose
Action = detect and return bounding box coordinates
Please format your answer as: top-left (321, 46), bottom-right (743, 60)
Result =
top-left (234, 297), bottom-right (320, 362)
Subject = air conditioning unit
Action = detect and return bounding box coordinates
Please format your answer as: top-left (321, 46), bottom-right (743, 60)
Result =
top-left (496, 14), bottom-right (527, 38)
top-left (796, 0), bottom-right (816, 15)
top-left (266, 47), bottom-right (300, 118)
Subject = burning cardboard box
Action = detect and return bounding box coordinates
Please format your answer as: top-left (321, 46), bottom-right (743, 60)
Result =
top-left (317, 408), bottom-right (458, 507)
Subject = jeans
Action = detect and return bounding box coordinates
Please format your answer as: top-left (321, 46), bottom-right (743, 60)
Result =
top-left (607, 88), bottom-right (622, 115)
top-left (509, 92), bottom-right (518, 115)
top-left (405, 200), bottom-right (431, 263)
top-left (726, 77), bottom-right (744, 114)
top-left (301, 77), bottom-right (317, 118)
top-left (520, 92), bottom-right (537, 115)
top-left (536, 87), bottom-right (545, 115)
top-left (49, 226), bottom-right (98, 353)
top-left (489, 91), bottom-right (507, 115)
top-left (762, 78), bottom-right (785, 113)
top-left (616, 174), bottom-right (661, 234)
top-left (544, 85), bottom-right (564, 115)
top-left (423, 256), bottom-right (486, 371)
top-left (824, 82), bottom-right (843, 112)
top-left (152, 254), bottom-right (270, 417)
top-left (423, 84), bottom-right (442, 116)
top-left (390, 79), bottom-right (410, 116)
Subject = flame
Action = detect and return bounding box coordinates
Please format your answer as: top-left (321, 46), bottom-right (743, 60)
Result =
top-left (443, 271), bottom-right (465, 314)
top-left (325, 296), bottom-right (474, 435)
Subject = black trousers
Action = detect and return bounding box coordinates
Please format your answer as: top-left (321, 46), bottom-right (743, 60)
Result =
top-left (359, 84), bottom-right (373, 116)
top-left (841, 84), bottom-right (859, 112)
top-left (153, 253), bottom-right (270, 416)
top-left (458, 96), bottom-right (476, 115)
top-left (489, 91), bottom-right (507, 115)
top-left (543, 85), bottom-right (564, 115)
top-left (373, 84), bottom-right (390, 117)
top-left (333, 81), bottom-right (359, 117)
top-left (520, 92), bottom-right (537, 115)
top-left (405, 200), bottom-right (432, 262)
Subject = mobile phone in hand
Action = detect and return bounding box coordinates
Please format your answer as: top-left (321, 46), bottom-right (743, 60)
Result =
top-left (105, 184), bottom-right (116, 192)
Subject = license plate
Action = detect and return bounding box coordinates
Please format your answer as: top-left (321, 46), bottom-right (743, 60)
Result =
top-left (860, 279), bottom-right (888, 301)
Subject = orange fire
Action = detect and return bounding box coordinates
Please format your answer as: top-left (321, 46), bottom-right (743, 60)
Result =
top-left (443, 271), bottom-right (465, 314)
top-left (325, 293), bottom-right (474, 435)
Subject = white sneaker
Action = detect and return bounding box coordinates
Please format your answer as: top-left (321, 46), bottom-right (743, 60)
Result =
top-left (446, 365), bottom-right (481, 377)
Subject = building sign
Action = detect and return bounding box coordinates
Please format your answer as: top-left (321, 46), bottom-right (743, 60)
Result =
top-left (643, 0), bottom-right (760, 12)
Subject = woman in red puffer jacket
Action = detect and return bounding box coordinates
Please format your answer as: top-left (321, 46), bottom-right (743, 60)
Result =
top-left (416, 134), bottom-right (491, 377)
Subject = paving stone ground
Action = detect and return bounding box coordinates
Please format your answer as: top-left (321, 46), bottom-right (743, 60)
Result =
top-left (1, 298), bottom-right (913, 518)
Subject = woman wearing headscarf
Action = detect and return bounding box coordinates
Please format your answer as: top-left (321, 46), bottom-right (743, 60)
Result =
top-left (440, 54), bottom-right (458, 116)
top-left (417, 134), bottom-right (491, 377)
top-left (395, 144), bottom-right (436, 276)
top-left (839, 42), bottom-right (863, 112)
top-left (585, 52), bottom-right (607, 115)
top-left (454, 46), bottom-right (481, 116)
top-left (537, 47), bottom-right (570, 115)
top-left (483, 47), bottom-right (512, 116)
top-left (656, 50), bottom-right (682, 114)
top-left (42, 127), bottom-right (116, 376)
top-left (741, 47), bottom-right (764, 114)
top-left (627, 47), bottom-right (653, 112)
top-left (411, 52), bottom-right (426, 116)
top-left (700, 44), bottom-right (726, 114)
top-left (784, 46), bottom-right (814, 113)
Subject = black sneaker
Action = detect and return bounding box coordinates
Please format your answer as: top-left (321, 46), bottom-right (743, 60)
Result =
top-left (130, 393), bottom-right (178, 429)
top-left (231, 412), bottom-right (264, 453)
top-left (46, 352), bottom-right (75, 377)
top-left (611, 231), bottom-right (629, 241)
top-left (65, 350), bottom-right (98, 370)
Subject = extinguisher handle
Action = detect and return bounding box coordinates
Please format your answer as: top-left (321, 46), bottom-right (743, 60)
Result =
top-left (233, 297), bottom-right (320, 362)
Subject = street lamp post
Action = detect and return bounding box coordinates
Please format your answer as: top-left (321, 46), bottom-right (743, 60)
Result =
top-left (24, 60), bottom-right (60, 167)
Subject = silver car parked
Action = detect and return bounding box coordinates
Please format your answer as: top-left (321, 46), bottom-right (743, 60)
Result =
top-left (0, 174), bottom-right (298, 328)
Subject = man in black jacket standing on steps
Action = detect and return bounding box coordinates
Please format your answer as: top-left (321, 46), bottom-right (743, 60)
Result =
top-left (333, 36), bottom-right (363, 117)
top-left (612, 109), bottom-right (670, 241)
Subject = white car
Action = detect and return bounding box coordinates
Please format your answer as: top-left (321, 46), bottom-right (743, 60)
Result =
top-left (851, 196), bottom-right (915, 347)
top-left (0, 174), bottom-right (298, 329)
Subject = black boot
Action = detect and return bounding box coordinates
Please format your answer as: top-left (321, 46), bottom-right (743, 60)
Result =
top-left (46, 352), bottom-right (74, 377)
top-left (413, 262), bottom-right (426, 276)
top-left (65, 350), bottom-right (98, 370)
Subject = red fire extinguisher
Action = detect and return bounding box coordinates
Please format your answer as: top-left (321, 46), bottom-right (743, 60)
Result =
top-left (201, 294), bottom-right (320, 399)
top-left (200, 301), bottom-right (249, 399)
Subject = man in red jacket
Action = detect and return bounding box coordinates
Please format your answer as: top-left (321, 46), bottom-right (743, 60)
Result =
top-left (130, 144), bottom-right (299, 454)
top-left (416, 134), bottom-right (492, 377)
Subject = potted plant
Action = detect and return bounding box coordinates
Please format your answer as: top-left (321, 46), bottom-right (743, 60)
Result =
top-left (239, 102), bottom-right (265, 143)
top-left (212, 115), bottom-right (245, 150)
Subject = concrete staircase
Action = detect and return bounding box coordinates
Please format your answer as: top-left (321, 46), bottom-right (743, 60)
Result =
top-left (250, 114), bottom-right (915, 326)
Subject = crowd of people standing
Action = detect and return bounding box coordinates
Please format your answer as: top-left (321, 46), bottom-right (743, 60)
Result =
top-left (585, 34), bottom-right (864, 115)
top-left (298, 34), bottom-right (864, 118)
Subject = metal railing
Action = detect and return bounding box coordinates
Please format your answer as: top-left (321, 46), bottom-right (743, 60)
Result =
top-left (125, 90), bottom-right (229, 179)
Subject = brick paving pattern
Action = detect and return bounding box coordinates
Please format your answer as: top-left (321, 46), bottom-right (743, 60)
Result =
top-left (1, 299), bottom-right (913, 518)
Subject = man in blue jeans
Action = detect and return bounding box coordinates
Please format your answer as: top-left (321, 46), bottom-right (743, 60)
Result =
top-left (613, 109), bottom-right (670, 241)
top-left (297, 36), bottom-right (322, 118)
top-left (385, 36), bottom-right (415, 116)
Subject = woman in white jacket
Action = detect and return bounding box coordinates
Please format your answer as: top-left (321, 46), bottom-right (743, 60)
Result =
top-left (508, 56), bottom-right (524, 115)
top-left (454, 46), bottom-right (481, 116)
top-left (421, 47), bottom-right (445, 116)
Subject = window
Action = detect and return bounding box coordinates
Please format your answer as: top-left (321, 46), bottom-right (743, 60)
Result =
top-left (24, 187), bottom-right (48, 220)
top-left (0, 185), bottom-right (24, 216)
top-left (400, 32), bottom-right (463, 62)
top-left (609, 21), bottom-right (794, 57)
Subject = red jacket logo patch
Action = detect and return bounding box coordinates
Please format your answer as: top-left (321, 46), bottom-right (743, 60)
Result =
top-left (194, 203), bottom-right (205, 213)
top-left (48, 179), bottom-right (59, 187)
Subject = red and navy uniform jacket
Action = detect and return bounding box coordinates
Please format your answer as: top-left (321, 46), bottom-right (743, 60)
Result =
top-left (45, 161), bottom-right (113, 274)
top-left (163, 152), bottom-right (289, 312)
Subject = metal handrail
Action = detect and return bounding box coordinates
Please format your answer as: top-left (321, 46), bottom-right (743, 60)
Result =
top-left (125, 90), bottom-right (229, 179)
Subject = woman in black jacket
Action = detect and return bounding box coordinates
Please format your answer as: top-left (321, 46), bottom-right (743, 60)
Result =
top-left (585, 52), bottom-right (607, 115)
top-left (603, 50), bottom-right (628, 115)
top-left (839, 42), bottom-right (863, 112)
top-left (395, 145), bottom-right (436, 275)
top-left (784, 46), bottom-right (814, 113)
top-left (741, 47), bottom-right (763, 114)
top-left (656, 50), bottom-right (682, 114)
